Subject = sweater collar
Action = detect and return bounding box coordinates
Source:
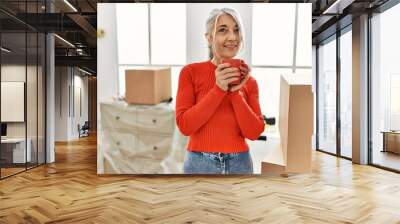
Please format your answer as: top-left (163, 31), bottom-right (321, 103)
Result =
top-left (207, 60), bottom-right (217, 68)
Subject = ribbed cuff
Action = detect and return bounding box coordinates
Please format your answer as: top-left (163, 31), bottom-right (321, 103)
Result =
top-left (213, 84), bottom-right (228, 96)
top-left (229, 90), bottom-right (244, 101)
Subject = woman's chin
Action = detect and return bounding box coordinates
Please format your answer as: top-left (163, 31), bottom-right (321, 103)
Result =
top-left (221, 53), bottom-right (237, 59)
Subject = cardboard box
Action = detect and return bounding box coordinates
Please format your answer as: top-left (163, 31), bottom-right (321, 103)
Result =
top-left (125, 67), bottom-right (171, 105)
top-left (385, 132), bottom-right (400, 154)
top-left (262, 74), bottom-right (314, 175)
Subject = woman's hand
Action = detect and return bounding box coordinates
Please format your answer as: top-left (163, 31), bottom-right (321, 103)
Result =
top-left (239, 63), bottom-right (250, 77)
top-left (229, 64), bottom-right (251, 92)
top-left (229, 74), bottom-right (250, 92)
top-left (215, 63), bottom-right (241, 91)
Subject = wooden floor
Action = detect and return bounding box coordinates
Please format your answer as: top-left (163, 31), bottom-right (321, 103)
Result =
top-left (1, 135), bottom-right (400, 223)
top-left (0, 167), bottom-right (26, 178)
top-left (373, 151), bottom-right (400, 171)
top-left (1, 163), bottom-right (45, 178)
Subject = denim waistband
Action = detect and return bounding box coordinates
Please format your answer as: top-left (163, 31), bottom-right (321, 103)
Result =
top-left (188, 150), bottom-right (249, 160)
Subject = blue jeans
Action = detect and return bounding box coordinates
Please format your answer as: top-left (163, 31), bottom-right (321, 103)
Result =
top-left (183, 150), bottom-right (253, 174)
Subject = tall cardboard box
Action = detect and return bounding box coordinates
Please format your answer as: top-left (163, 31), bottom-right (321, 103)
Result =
top-left (125, 67), bottom-right (171, 105)
top-left (262, 74), bottom-right (314, 174)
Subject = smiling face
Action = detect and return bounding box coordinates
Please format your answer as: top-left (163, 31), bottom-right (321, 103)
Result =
top-left (207, 13), bottom-right (241, 62)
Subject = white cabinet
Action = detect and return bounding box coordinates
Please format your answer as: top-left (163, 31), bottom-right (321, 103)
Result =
top-left (99, 101), bottom-right (188, 174)
top-left (1, 138), bottom-right (32, 164)
top-left (101, 102), bottom-right (175, 134)
top-left (136, 133), bottom-right (173, 160)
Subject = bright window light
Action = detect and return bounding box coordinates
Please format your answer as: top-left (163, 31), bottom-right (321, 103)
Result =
top-left (116, 3), bottom-right (149, 64)
top-left (251, 68), bottom-right (292, 119)
top-left (150, 4), bottom-right (186, 65)
top-left (296, 3), bottom-right (312, 67)
top-left (252, 4), bottom-right (296, 66)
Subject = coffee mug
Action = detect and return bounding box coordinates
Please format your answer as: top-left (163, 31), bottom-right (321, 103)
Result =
top-left (222, 59), bottom-right (249, 86)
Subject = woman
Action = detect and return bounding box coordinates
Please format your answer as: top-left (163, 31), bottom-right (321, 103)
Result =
top-left (176, 8), bottom-right (265, 174)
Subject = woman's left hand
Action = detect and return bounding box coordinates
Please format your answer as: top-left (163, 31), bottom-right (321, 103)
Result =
top-left (229, 64), bottom-right (251, 92)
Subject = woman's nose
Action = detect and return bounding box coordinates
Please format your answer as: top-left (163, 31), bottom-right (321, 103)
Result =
top-left (227, 30), bottom-right (238, 41)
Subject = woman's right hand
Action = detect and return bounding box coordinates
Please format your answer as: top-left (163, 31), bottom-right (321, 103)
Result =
top-left (215, 63), bottom-right (241, 91)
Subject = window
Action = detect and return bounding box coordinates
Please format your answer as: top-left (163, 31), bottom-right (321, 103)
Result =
top-left (251, 3), bottom-right (311, 137)
top-left (116, 3), bottom-right (186, 97)
top-left (390, 74), bottom-right (400, 130)
top-left (296, 3), bottom-right (312, 67)
top-left (252, 68), bottom-right (292, 120)
top-left (340, 29), bottom-right (352, 158)
top-left (116, 3), bottom-right (149, 65)
top-left (371, 2), bottom-right (400, 171)
top-left (150, 4), bottom-right (186, 65)
top-left (318, 37), bottom-right (337, 154)
top-left (252, 4), bottom-right (296, 66)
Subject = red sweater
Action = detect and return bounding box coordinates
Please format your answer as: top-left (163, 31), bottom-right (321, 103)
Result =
top-left (175, 60), bottom-right (265, 153)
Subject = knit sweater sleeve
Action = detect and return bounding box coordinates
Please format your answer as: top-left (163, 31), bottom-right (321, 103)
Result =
top-left (229, 78), bottom-right (265, 140)
top-left (175, 65), bottom-right (227, 136)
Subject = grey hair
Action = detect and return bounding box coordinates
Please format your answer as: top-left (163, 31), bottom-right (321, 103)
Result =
top-left (205, 8), bottom-right (245, 60)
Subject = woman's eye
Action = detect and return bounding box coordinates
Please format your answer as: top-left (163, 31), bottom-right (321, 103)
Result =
top-left (217, 28), bottom-right (239, 33)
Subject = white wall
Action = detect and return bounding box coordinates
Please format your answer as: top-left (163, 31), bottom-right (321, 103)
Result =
top-left (80, 75), bottom-right (89, 123)
top-left (72, 73), bottom-right (89, 138)
top-left (55, 67), bottom-right (69, 141)
top-left (97, 3), bottom-right (119, 173)
top-left (1, 66), bottom-right (26, 124)
top-left (187, 3), bottom-right (252, 63)
top-left (97, 3), bottom-right (119, 103)
top-left (54, 67), bottom-right (89, 141)
top-left (1, 65), bottom-right (39, 137)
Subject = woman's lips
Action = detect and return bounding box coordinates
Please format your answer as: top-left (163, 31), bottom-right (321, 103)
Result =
top-left (224, 45), bottom-right (237, 49)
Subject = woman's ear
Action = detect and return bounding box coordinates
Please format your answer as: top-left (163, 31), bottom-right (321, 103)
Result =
top-left (205, 33), bottom-right (212, 45)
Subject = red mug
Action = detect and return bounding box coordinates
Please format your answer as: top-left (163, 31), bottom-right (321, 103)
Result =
top-left (222, 59), bottom-right (248, 86)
